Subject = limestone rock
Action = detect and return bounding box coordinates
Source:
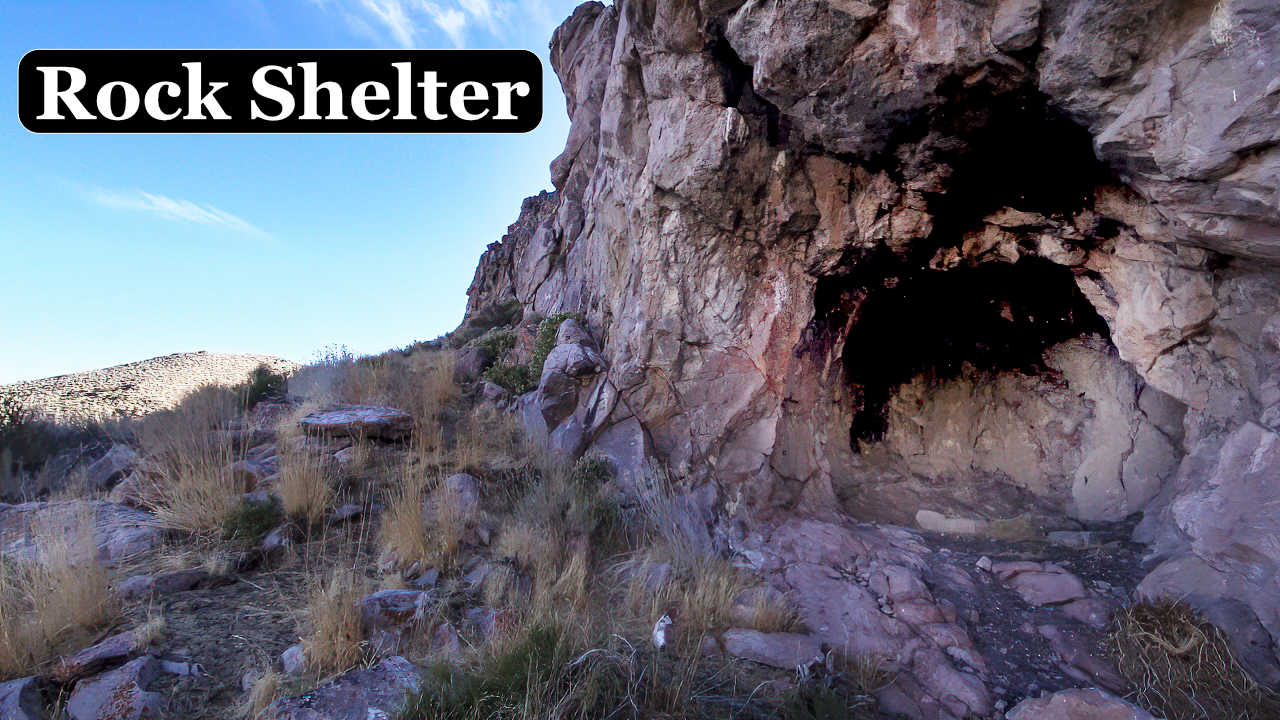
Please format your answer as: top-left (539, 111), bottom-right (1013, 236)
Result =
top-left (49, 630), bottom-right (144, 684)
top-left (299, 405), bottom-right (413, 441)
top-left (0, 676), bottom-right (46, 720)
top-left (0, 501), bottom-right (157, 567)
top-left (66, 656), bottom-right (164, 720)
top-left (84, 445), bottom-right (139, 491)
top-left (1006, 688), bottom-right (1154, 720)
top-left (721, 629), bottom-right (822, 669)
top-left (994, 562), bottom-right (1090, 607)
top-left (359, 589), bottom-right (432, 655)
top-left (270, 656), bottom-right (423, 720)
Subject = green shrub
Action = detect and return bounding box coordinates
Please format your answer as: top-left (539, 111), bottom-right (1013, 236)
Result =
top-left (400, 622), bottom-right (626, 720)
top-left (237, 364), bottom-right (289, 410)
top-left (476, 331), bottom-right (518, 358)
top-left (483, 363), bottom-right (536, 396)
top-left (220, 498), bottom-right (282, 543)
top-left (530, 313), bottom-right (580, 380)
top-left (569, 455), bottom-right (614, 493)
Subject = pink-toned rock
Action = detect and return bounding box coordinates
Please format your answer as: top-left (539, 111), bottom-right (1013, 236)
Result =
top-left (721, 629), bottom-right (822, 669)
top-left (85, 445), bottom-right (139, 491)
top-left (994, 562), bottom-right (1090, 607)
top-left (1007, 688), bottom-right (1155, 720)
top-left (359, 589), bottom-right (432, 654)
top-left (1037, 625), bottom-right (1127, 694)
top-left (0, 676), bottom-right (45, 720)
top-left (116, 568), bottom-right (209, 601)
top-left (66, 656), bottom-right (163, 720)
top-left (299, 405), bottom-right (413, 441)
top-left (0, 501), bottom-right (158, 568)
top-left (280, 644), bottom-right (306, 676)
top-left (1061, 598), bottom-right (1115, 630)
top-left (270, 656), bottom-right (422, 720)
top-left (49, 630), bottom-right (143, 684)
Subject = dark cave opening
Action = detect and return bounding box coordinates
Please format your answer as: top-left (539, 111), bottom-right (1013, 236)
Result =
top-left (807, 85), bottom-right (1120, 448)
top-left (832, 255), bottom-right (1110, 444)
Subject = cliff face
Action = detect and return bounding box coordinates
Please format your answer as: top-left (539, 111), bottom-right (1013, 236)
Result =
top-left (465, 0), bottom-right (1280, 713)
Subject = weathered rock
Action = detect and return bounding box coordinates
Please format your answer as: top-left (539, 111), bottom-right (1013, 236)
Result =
top-left (66, 656), bottom-right (164, 720)
top-left (454, 344), bottom-right (496, 384)
top-left (721, 629), bottom-right (821, 669)
top-left (49, 630), bottom-right (144, 684)
top-left (423, 473), bottom-right (481, 525)
top-left (328, 503), bottom-right (363, 525)
top-left (0, 676), bottom-right (46, 720)
top-left (994, 562), bottom-right (1090, 607)
top-left (1061, 598), bottom-right (1115, 630)
top-left (116, 568), bottom-right (209, 601)
top-left (0, 501), bottom-right (157, 567)
top-left (84, 445), bottom-right (139, 490)
top-left (299, 405), bottom-right (413, 441)
top-left (1037, 625), bottom-right (1127, 694)
top-left (280, 644), bottom-right (306, 677)
top-left (1006, 688), bottom-right (1155, 720)
top-left (270, 656), bottom-right (423, 720)
top-left (359, 589), bottom-right (432, 655)
top-left (261, 523), bottom-right (299, 552)
top-left (915, 510), bottom-right (988, 535)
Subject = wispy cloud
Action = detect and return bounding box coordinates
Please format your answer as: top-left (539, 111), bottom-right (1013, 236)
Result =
top-left (87, 188), bottom-right (271, 238)
top-left (311, 0), bottom-right (558, 49)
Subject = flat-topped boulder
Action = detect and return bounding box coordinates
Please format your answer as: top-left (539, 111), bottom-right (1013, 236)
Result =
top-left (270, 656), bottom-right (423, 719)
top-left (298, 405), bottom-right (413, 441)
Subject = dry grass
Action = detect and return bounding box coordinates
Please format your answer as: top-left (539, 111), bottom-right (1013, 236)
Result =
top-left (378, 463), bottom-right (465, 573)
top-left (240, 669), bottom-right (287, 719)
top-left (302, 566), bottom-right (370, 675)
top-left (1109, 599), bottom-right (1280, 720)
top-left (278, 450), bottom-right (334, 529)
top-left (140, 386), bottom-right (245, 534)
top-left (293, 347), bottom-right (459, 435)
top-left (0, 506), bottom-right (120, 679)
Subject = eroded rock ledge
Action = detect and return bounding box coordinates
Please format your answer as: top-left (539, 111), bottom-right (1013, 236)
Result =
top-left (461, 1), bottom-right (1280, 717)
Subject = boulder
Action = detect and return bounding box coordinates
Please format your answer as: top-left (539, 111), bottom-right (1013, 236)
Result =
top-left (298, 405), bottom-right (413, 441)
top-left (0, 501), bottom-right (157, 567)
top-left (454, 344), bottom-right (495, 384)
top-left (270, 656), bottom-right (423, 720)
top-left (280, 644), bottom-right (306, 677)
top-left (1037, 625), bottom-right (1127, 694)
top-left (994, 562), bottom-right (1090, 607)
top-left (915, 510), bottom-right (989, 535)
top-left (721, 629), bottom-right (822, 669)
top-left (1006, 688), bottom-right (1155, 720)
top-left (84, 445), bottom-right (139, 490)
top-left (116, 568), bottom-right (209, 601)
top-left (0, 676), bottom-right (46, 720)
top-left (359, 589), bottom-right (432, 655)
top-left (49, 630), bottom-right (144, 684)
top-left (66, 656), bottom-right (164, 720)
top-left (423, 473), bottom-right (481, 525)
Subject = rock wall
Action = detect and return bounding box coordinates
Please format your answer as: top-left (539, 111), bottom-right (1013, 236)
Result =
top-left (464, 0), bottom-right (1280, 711)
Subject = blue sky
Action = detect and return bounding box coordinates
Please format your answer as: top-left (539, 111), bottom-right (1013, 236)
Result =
top-left (0, 0), bottom-right (584, 383)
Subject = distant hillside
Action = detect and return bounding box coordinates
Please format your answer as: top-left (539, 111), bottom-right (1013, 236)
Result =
top-left (0, 351), bottom-right (301, 420)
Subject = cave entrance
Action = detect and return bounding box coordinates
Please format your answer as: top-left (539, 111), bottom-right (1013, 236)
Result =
top-left (813, 84), bottom-right (1119, 450)
top-left (833, 254), bottom-right (1110, 446)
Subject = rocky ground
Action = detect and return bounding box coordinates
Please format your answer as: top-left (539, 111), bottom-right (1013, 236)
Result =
top-left (1, 352), bottom-right (300, 421)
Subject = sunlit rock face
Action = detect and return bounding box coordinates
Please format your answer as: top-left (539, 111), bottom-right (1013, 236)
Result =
top-left (464, 1), bottom-right (1280, 711)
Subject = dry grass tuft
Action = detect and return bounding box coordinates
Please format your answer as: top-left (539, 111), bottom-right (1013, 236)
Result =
top-left (140, 386), bottom-right (245, 534)
top-left (1109, 599), bottom-right (1280, 720)
top-left (241, 669), bottom-right (287, 719)
top-left (0, 506), bottom-right (120, 679)
top-left (378, 464), bottom-right (465, 573)
top-left (302, 566), bottom-right (369, 675)
top-left (278, 451), bottom-right (334, 529)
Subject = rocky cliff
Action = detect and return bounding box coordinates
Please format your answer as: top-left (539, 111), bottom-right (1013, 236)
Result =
top-left (463, 1), bottom-right (1280, 716)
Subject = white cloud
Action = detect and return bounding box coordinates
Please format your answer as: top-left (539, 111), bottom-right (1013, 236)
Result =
top-left (88, 188), bottom-right (271, 238)
top-left (311, 0), bottom-right (557, 49)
